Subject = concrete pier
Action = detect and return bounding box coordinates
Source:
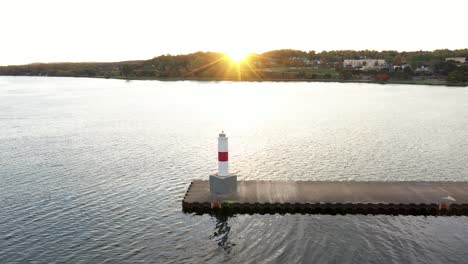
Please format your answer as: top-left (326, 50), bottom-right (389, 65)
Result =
top-left (182, 180), bottom-right (468, 215)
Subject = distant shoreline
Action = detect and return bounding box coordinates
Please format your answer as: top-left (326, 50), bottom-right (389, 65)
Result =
top-left (1, 49), bottom-right (467, 86)
top-left (114, 76), bottom-right (466, 87)
top-left (1, 75), bottom-right (467, 87)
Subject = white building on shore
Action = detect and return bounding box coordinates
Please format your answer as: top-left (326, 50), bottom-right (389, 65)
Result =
top-left (445, 57), bottom-right (466, 63)
top-left (343, 59), bottom-right (386, 71)
top-left (415, 65), bottom-right (432, 74)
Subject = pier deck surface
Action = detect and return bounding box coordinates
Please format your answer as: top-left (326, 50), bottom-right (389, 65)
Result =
top-left (182, 180), bottom-right (468, 215)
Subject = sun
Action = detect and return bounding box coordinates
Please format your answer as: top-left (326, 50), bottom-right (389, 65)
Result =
top-left (226, 50), bottom-right (249, 63)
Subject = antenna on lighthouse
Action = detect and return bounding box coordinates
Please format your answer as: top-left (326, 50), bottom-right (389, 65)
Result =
top-left (209, 131), bottom-right (237, 195)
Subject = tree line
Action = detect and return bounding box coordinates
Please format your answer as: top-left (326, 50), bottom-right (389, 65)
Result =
top-left (0, 49), bottom-right (466, 82)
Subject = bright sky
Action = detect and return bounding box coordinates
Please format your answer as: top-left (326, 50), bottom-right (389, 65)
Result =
top-left (1, 0), bottom-right (467, 65)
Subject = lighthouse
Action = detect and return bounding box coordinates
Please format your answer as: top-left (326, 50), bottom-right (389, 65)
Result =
top-left (210, 131), bottom-right (237, 194)
top-left (218, 131), bottom-right (229, 176)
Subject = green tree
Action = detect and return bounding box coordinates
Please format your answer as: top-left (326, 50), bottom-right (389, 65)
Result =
top-left (120, 65), bottom-right (132, 77)
top-left (403, 66), bottom-right (413, 75)
top-left (447, 71), bottom-right (464, 83)
top-left (338, 68), bottom-right (352, 80)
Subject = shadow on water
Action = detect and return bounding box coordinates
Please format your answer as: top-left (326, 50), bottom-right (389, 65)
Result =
top-left (209, 214), bottom-right (236, 252)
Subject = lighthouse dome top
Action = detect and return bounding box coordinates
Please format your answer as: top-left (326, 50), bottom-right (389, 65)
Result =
top-left (219, 131), bottom-right (226, 137)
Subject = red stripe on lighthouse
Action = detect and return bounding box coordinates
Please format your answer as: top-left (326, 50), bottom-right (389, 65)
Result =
top-left (218, 152), bottom-right (228, 161)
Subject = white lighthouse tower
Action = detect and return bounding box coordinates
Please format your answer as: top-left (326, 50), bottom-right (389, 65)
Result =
top-left (210, 131), bottom-right (237, 194)
top-left (217, 131), bottom-right (229, 176)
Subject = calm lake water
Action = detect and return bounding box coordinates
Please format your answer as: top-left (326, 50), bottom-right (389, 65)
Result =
top-left (1, 77), bottom-right (468, 263)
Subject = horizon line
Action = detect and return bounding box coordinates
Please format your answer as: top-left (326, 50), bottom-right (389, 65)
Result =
top-left (2, 48), bottom-right (468, 67)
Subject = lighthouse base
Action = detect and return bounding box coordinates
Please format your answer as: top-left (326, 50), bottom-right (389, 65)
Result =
top-left (209, 174), bottom-right (237, 195)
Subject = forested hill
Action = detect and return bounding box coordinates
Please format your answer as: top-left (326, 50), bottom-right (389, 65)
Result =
top-left (0, 49), bottom-right (467, 82)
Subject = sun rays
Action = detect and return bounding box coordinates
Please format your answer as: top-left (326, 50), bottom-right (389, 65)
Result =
top-left (226, 50), bottom-right (249, 63)
top-left (183, 51), bottom-right (264, 81)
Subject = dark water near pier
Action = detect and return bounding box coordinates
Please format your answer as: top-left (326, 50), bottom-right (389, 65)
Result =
top-left (1, 77), bottom-right (467, 263)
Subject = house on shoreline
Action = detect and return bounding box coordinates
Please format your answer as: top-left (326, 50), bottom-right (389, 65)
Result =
top-left (445, 57), bottom-right (467, 64)
top-left (343, 59), bottom-right (386, 71)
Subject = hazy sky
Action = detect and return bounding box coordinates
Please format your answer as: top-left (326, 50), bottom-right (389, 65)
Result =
top-left (1, 0), bottom-right (467, 65)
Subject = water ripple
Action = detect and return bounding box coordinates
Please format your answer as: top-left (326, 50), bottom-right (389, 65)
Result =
top-left (1, 77), bottom-right (468, 263)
